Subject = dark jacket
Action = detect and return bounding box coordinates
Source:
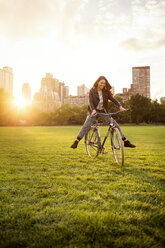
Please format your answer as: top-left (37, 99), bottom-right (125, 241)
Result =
top-left (88, 87), bottom-right (121, 113)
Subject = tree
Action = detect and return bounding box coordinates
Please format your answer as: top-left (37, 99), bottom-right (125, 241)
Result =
top-left (150, 100), bottom-right (160, 123)
top-left (52, 104), bottom-right (73, 125)
top-left (68, 105), bottom-right (87, 125)
top-left (0, 89), bottom-right (18, 125)
top-left (107, 96), bottom-right (131, 123)
top-left (129, 94), bottom-right (152, 124)
top-left (52, 104), bottom-right (88, 125)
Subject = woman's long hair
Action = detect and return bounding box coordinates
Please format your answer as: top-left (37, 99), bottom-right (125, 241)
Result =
top-left (92, 76), bottom-right (112, 91)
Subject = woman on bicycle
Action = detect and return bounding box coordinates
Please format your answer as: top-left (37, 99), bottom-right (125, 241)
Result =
top-left (71, 76), bottom-right (136, 149)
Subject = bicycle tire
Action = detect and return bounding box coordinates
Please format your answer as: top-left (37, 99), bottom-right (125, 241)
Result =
top-left (111, 127), bottom-right (124, 166)
top-left (85, 128), bottom-right (100, 158)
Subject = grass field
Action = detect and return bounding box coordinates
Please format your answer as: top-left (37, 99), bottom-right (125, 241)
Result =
top-left (0, 125), bottom-right (165, 248)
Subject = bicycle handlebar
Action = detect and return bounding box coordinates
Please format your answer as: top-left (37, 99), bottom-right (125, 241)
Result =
top-left (93, 109), bottom-right (128, 117)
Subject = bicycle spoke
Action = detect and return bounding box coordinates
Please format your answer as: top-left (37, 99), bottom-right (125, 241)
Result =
top-left (85, 128), bottom-right (100, 157)
top-left (111, 128), bottom-right (124, 166)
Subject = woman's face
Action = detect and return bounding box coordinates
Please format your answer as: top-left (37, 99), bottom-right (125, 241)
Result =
top-left (98, 79), bottom-right (106, 90)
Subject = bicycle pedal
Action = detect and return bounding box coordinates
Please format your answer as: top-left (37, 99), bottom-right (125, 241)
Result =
top-left (102, 146), bottom-right (108, 154)
top-left (102, 151), bottom-right (108, 154)
top-left (115, 146), bottom-right (120, 149)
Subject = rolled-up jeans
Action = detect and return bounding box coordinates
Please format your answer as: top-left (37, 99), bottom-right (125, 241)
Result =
top-left (77, 113), bottom-right (125, 140)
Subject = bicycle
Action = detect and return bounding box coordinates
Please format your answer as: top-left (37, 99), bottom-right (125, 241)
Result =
top-left (85, 110), bottom-right (125, 166)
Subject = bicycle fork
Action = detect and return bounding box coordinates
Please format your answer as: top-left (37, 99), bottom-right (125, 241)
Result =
top-left (98, 126), bottom-right (111, 154)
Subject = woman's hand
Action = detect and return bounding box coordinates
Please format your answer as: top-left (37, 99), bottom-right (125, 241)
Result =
top-left (119, 106), bottom-right (128, 111)
top-left (91, 109), bottom-right (97, 116)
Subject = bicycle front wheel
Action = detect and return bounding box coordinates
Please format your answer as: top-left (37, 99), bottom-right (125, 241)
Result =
top-left (111, 127), bottom-right (124, 166)
top-left (85, 128), bottom-right (100, 158)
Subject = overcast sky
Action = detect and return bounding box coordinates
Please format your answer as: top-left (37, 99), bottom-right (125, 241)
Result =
top-left (0, 0), bottom-right (165, 100)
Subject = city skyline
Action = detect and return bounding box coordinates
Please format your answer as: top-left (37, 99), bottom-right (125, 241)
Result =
top-left (0, 0), bottom-right (165, 101)
top-left (0, 64), bottom-right (157, 106)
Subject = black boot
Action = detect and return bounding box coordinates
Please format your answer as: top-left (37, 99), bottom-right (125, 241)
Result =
top-left (124, 140), bottom-right (136, 148)
top-left (70, 140), bottom-right (79, 149)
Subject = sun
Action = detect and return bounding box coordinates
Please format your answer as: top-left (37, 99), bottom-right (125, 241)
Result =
top-left (14, 96), bottom-right (28, 108)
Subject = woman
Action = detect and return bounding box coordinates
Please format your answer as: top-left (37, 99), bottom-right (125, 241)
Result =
top-left (71, 76), bottom-right (135, 149)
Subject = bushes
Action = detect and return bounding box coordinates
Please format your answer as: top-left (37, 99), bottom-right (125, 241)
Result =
top-left (25, 96), bottom-right (165, 125)
top-left (52, 104), bottom-right (88, 125)
top-left (129, 94), bottom-right (165, 124)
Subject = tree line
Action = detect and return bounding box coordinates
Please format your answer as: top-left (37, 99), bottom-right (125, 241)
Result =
top-left (0, 88), bottom-right (165, 126)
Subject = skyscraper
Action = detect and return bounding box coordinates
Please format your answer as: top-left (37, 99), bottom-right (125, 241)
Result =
top-left (131, 66), bottom-right (150, 98)
top-left (59, 82), bottom-right (69, 104)
top-left (41, 73), bottom-right (59, 93)
top-left (115, 66), bottom-right (150, 101)
top-left (22, 83), bottom-right (31, 102)
top-left (0, 66), bottom-right (13, 95)
top-left (77, 84), bottom-right (89, 96)
top-left (33, 90), bottom-right (61, 113)
top-left (33, 73), bottom-right (65, 113)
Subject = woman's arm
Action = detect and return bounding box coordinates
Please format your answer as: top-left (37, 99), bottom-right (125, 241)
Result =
top-left (119, 106), bottom-right (127, 111)
top-left (109, 93), bottom-right (127, 111)
top-left (108, 94), bottom-right (121, 107)
top-left (89, 89), bottom-right (96, 115)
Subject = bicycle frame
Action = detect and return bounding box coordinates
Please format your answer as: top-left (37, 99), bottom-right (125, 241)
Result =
top-left (93, 111), bottom-right (124, 153)
top-left (85, 110), bottom-right (125, 165)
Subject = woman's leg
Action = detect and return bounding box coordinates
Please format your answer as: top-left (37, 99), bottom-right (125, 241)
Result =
top-left (77, 114), bottom-right (96, 139)
top-left (111, 118), bottom-right (126, 140)
top-left (98, 114), bottom-right (110, 125)
top-left (111, 118), bottom-right (136, 147)
top-left (71, 114), bottom-right (96, 148)
top-left (96, 115), bottom-right (126, 140)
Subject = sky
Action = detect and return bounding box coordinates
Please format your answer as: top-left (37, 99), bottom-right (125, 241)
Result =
top-left (0, 0), bottom-right (165, 101)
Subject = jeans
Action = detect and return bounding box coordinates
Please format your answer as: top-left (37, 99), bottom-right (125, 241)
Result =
top-left (77, 114), bottom-right (125, 140)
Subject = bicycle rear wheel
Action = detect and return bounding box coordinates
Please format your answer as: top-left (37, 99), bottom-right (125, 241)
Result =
top-left (85, 128), bottom-right (100, 158)
top-left (111, 127), bottom-right (124, 166)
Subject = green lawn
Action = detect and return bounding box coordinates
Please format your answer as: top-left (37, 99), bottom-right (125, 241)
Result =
top-left (0, 126), bottom-right (165, 248)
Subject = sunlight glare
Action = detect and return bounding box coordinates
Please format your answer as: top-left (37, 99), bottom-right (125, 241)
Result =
top-left (14, 97), bottom-right (28, 108)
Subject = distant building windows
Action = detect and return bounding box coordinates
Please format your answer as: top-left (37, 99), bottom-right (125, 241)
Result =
top-left (33, 73), bottom-right (69, 112)
top-left (0, 66), bottom-right (13, 95)
top-left (116, 66), bottom-right (150, 101)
